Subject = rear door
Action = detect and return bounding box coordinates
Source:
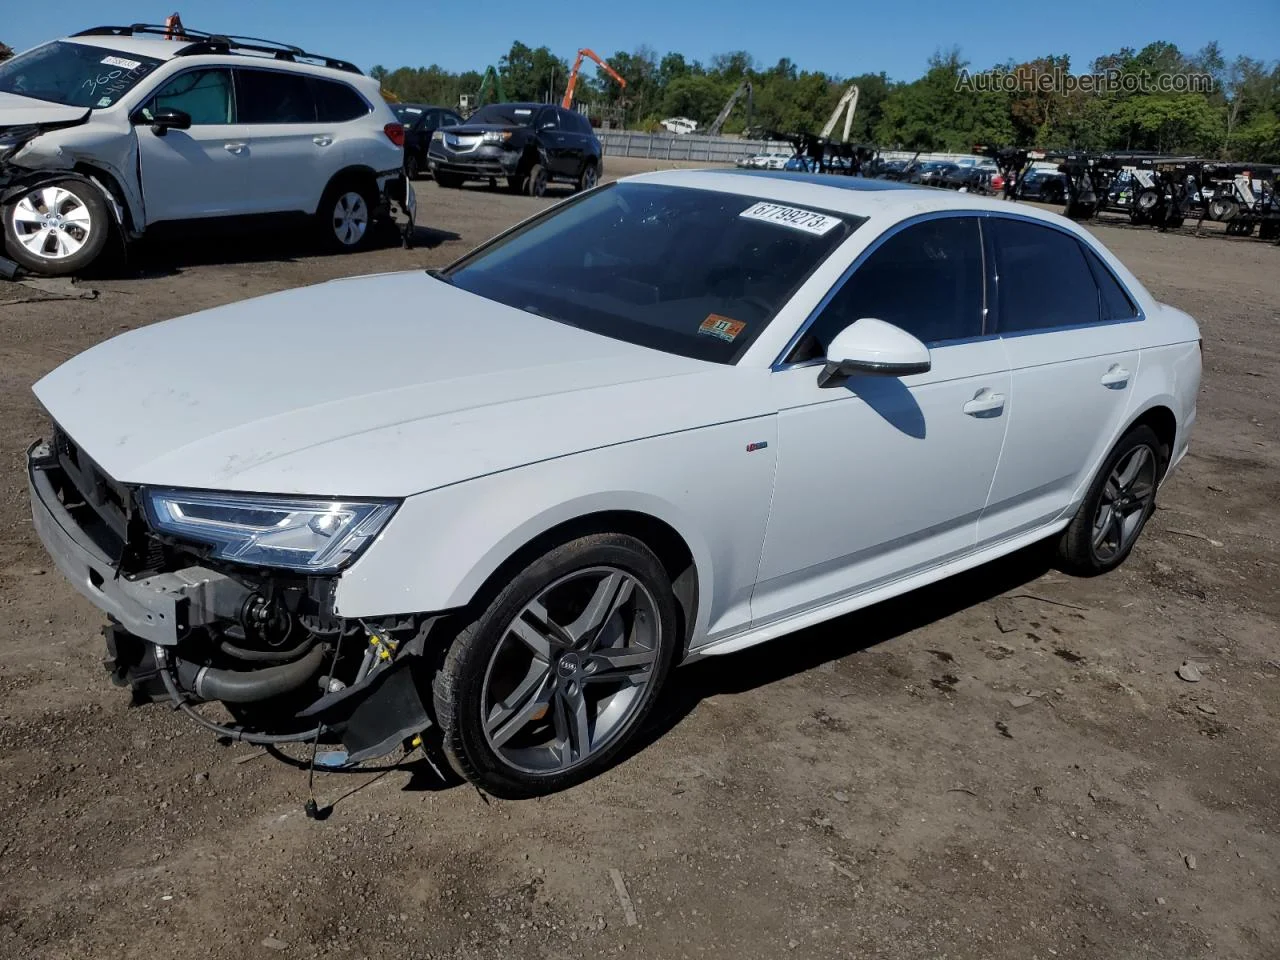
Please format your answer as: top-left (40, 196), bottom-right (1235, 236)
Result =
top-left (135, 68), bottom-right (248, 223)
top-left (535, 107), bottom-right (573, 177)
top-left (232, 68), bottom-right (326, 214)
top-left (977, 216), bottom-right (1146, 545)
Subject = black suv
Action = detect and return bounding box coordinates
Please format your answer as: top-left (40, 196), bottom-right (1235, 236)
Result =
top-left (427, 102), bottom-right (602, 196)
top-left (394, 103), bottom-right (464, 180)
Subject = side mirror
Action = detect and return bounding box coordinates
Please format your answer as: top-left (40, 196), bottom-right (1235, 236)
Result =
top-left (141, 108), bottom-right (192, 136)
top-left (817, 318), bottom-right (931, 387)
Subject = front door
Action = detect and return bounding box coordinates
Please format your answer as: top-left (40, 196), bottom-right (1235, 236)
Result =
top-left (135, 68), bottom-right (249, 223)
top-left (753, 216), bottom-right (1011, 626)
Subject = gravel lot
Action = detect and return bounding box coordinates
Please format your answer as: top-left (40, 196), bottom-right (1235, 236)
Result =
top-left (1, 157), bottom-right (1277, 960)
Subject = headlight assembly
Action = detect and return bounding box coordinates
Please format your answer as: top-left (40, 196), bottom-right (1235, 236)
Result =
top-left (141, 489), bottom-right (398, 573)
top-left (0, 130), bottom-right (34, 164)
top-left (481, 131), bottom-right (512, 144)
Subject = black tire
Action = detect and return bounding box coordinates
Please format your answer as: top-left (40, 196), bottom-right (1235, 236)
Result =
top-left (1056, 424), bottom-right (1167, 576)
top-left (1209, 197), bottom-right (1238, 222)
top-left (435, 172), bottom-right (463, 189)
top-left (405, 153), bottom-right (421, 181)
top-left (525, 163), bottom-right (548, 198)
top-left (317, 178), bottom-right (377, 253)
top-left (432, 533), bottom-right (679, 799)
top-left (2, 178), bottom-right (110, 276)
top-left (576, 160), bottom-right (599, 193)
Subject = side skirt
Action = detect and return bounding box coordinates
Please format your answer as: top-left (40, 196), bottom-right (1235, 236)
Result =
top-left (683, 519), bottom-right (1070, 662)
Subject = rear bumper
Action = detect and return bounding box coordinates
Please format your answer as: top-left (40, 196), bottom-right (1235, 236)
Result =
top-left (27, 441), bottom-right (246, 646)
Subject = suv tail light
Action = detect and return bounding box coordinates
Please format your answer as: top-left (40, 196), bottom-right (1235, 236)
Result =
top-left (384, 123), bottom-right (405, 147)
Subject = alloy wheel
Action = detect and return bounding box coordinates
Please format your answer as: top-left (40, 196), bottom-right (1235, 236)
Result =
top-left (1091, 444), bottom-right (1157, 561)
top-left (10, 186), bottom-right (93, 260)
top-left (480, 566), bottom-right (660, 774)
top-left (332, 191), bottom-right (369, 246)
top-left (530, 169), bottom-right (548, 197)
top-left (582, 166), bottom-right (598, 190)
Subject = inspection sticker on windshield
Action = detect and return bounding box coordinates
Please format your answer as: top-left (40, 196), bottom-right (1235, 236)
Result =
top-left (101, 56), bottom-right (143, 69)
top-left (739, 202), bottom-right (841, 236)
top-left (699, 314), bottom-right (747, 342)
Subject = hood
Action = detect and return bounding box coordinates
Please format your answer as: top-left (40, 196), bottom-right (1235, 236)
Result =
top-left (34, 272), bottom-right (767, 497)
top-left (0, 91), bottom-right (91, 130)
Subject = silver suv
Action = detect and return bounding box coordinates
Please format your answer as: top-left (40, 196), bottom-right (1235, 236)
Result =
top-left (0, 22), bottom-right (413, 276)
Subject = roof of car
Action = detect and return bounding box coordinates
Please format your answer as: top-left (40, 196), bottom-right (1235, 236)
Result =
top-left (64, 32), bottom-right (368, 81)
top-left (621, 168), bottom-right (1084, 229)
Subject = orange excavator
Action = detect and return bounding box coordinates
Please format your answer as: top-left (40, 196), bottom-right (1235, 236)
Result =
top-left (561, 48), bottom-right (626, 109)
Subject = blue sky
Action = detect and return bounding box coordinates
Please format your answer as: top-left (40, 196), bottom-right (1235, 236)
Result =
top-left (5, 0), bottom-right (1277, 82)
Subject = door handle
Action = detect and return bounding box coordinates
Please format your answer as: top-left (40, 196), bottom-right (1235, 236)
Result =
top-left (1100, 364), bottom-right (1130, 388)
top-left (963, 389), bottom-right (1006, 417)
top-left (223, 142), bottom-right (247, 154)
top-left (313, 136), bottom-right (333, 147)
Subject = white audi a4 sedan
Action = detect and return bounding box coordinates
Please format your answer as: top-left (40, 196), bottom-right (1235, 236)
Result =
top-left (28, 170), bottom-right (1201, 797)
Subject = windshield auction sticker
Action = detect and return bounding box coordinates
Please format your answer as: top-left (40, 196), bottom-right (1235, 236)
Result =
top-left (739, 202), bottom-right (842, 235)
top-left (699, 314), bottom-right (747, 342)
top-left (101, 56), bottom-right (143, 69)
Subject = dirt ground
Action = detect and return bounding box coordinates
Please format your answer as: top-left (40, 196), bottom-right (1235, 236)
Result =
top-left (1, 157), bottom-right (1277, 960)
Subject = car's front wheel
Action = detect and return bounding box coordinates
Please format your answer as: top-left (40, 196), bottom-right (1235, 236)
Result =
top-left (432, 533), bottom-right (678, 798)
top-left (2, 179), bottom-right (110, 276)
top-left (576, 161), bottom-right (599, 192)
top-left (1057, 424), bottom-right (1166, 575)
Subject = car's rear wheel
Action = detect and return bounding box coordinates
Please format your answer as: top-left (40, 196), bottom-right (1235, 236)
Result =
top-left (525, 163), bottom-right (548, 198)
top-left (1057, 424), bottom-right (1166, 575)
top-left (2, 179), bottom-right (109, 276)
top-left (432, 533), bottom-right (677, 798)
top-left (405, 153), bottom-right (421, 181)
top-left (576, 161), bottom-right (598, 192)
top-left (318, 180), bottom-right (376, 253)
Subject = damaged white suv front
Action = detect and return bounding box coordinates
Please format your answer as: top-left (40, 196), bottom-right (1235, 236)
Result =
top-left (1, 24), bottom-right (411, 277)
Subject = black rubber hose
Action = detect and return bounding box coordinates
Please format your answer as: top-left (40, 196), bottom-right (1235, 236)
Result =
top-left (154, 646), bottom-right (323, 745)
top-left (176, 644), bottom-right (329, 704)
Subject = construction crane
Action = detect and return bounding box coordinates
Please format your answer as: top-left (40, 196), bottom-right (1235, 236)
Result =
top-left (819, 84), bottom-right (860, 143)
top-left (561, 48), bottom-right (626, 109)
top-left (708, 79), bottom-right (752, 137)
top-left (460, 65), bottom-right (506, 115)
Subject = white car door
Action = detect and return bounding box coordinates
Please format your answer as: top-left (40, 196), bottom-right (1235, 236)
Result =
top-left (977, 216), bottom-right (1146, 545)
top-left (753, 216), bottom-right (1011, 626)
top-left (134, 68), bottom-right (252, 223)
top-left (231, 68), bottom-right (329, 214)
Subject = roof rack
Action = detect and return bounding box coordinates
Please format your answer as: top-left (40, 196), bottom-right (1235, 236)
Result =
top-left (71, 23), bottom-right (362, 75)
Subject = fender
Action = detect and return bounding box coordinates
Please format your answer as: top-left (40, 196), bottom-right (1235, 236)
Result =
top-left (1, 168), bottom-right (127, 235)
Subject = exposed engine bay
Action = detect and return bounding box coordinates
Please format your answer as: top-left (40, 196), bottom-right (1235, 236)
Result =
top-left (29, 429), bottom-right (436, 764)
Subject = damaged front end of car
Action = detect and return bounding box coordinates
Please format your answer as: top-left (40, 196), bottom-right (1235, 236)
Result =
top-left (27, 429), bottom-right (436, 763)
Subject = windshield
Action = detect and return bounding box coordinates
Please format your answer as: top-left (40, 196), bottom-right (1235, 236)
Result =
top-left (443, 182), bottom-right (863, 364)
top-left (467, 103), bottom-right (537, 126)
top-left (0, 41), bottom-right (163, 109)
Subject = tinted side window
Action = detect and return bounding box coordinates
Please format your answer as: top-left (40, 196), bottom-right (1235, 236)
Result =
top-left (538, 109), bottom-right (560, 130)
top-left (1079, 243), bottom-right (1138, 321)
top-left (313, 78), bottom-right (369, 122)
top-left (992, 218), bottom-right (1099, 331)
top-left (441, 112), bottom-right (462, 127)
top-left (236, 69), bottom-right (316, 124)
top-left (147, 68), bottom-right (233, 125)
top-left (800, 217), bottom-right (985, 355)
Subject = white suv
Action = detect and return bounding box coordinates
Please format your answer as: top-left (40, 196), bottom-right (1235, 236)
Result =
top-left (0, 23), bottom-right (412, 276)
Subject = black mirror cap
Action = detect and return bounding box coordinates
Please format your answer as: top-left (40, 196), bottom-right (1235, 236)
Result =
top-left (137, 108), bottom-right (193, 135)
top-left (817, 357), bottom-right (932, 388)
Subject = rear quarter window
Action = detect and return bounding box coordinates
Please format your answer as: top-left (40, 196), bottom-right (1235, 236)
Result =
top-left (313, 78), bottom-right (370, 122)
top-left (1079, 243), bottom-right (1139, 321)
